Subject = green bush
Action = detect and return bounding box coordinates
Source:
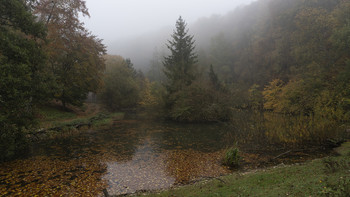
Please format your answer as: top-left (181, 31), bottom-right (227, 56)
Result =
top-left (0, 121), bottom-right (28, 162)
top-left (167, 81), bottom-right (232, 122)
top-left (223, 147), bottom-right (241, 168)
top-left (99, 56), bottom-right (140, 111)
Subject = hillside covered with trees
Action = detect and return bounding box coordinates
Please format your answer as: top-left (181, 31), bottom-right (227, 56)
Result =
top-left (146, 0), bottom-right (350, 122)
top-left (1, 0), bottom-right (350, 196)
top-left (1, 0), bottom-right (349, 161)
top-left (193, 0), bottom-right (350, 116)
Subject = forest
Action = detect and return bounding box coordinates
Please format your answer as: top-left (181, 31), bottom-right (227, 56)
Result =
top-left (147, 0), bottom-right (350, 127)
top-left (1, 0), bottom-right (350, 196)
top-left (1, 0), bottom-right (350, 165)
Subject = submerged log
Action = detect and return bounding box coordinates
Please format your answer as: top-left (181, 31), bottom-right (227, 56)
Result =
top-left (272, 150), bottom-right (292, 160)
top-left (30, 123), bottom-right (91, 135)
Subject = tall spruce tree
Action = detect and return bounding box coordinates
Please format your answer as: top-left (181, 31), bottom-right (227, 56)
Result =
top-left (163, 16), bottom-right (198, 94)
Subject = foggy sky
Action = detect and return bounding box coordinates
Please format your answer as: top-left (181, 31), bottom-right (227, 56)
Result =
top-left (82, 0), bottom-right (256, 51)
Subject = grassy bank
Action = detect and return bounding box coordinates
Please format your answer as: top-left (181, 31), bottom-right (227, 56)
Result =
top-left (139, 142), bottom-right (350, 197)
top-left (32, 103), bottom-right (124, 139)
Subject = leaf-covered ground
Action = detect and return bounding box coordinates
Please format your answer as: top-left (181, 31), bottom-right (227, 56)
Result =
top-left (0, 156), bottom-right (108, 196)
top-left (0, 120), bottom-right (333, 196)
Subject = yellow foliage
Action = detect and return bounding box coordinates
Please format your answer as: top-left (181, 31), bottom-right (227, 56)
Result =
top-left (139, 79), bottom-right (158, 108)
top-left (263, 79), bottom-right (284, 112)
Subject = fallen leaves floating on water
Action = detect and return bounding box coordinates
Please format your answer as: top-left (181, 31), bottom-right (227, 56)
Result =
top-left (0, 120), bottom-right (332, 196)
top-left (163, 149), bottom-right (230, 184)
top-left (0, 156), bottom-right (108, 196)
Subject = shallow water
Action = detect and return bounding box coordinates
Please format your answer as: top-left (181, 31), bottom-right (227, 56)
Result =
top-left (0, 112), bottom-right (342, 196)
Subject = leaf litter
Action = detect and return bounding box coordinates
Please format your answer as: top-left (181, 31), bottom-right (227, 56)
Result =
top-left (0, 120), bottom-right (331, 196)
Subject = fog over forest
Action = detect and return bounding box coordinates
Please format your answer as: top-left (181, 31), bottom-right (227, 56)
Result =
top-left (2, 0), bottom-right (350, 195)
top-left (82, 0), bottom-right (257, 69)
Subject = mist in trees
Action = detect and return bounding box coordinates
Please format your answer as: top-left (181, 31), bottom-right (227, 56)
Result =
top-left (2, 0), bottom-right (350, 160)
top-left (124, 0), bottom-right (350, 127)
top-left (163, 17), bottom-right (198, 94)
top-left (161, 17), bottom-right (232, 122)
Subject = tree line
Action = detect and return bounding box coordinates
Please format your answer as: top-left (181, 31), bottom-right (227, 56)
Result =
top-left (1, 0), bottom-right (350, 160)
top-left (0, 0), bottom-right (105, 161)
top-left (146, 0), bottom-right (350, 123)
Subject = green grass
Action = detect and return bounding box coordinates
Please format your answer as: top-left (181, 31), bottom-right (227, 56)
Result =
top-left (139, 141), bottom-right (350, 197)
top-left (91, 112), bottom-right (124, 127)
top-left (36, 104), bottom-right (124, 135)
top-left (37, 105), bottom-right (77, 123)
top-left (335, 141), bottom-right (350, 156)
top-left (47, 112), bottom-right (124, 129)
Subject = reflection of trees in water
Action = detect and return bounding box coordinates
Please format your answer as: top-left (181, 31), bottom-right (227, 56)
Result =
top-left (263, 113), bottom-right (346, 145)
top-left (30, 120), bottom-right (143, 162)
top-left (148, 122), bottom-right (228, 152)
top-left (105, 121), bottom-right (232, 185)
top-left (223, 110), bottom-right (268, 151)
top-left (223, 110), bottom-right (347, 150)
top-left (5, 113), bottom-right (345, 196)
top-left (2, 121), bottom-right (148, 196)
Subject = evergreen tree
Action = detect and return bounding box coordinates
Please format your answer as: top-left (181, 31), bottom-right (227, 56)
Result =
top-left (0, 0), bottom-right (48, 161)
top-left (163, 16), bottom-right (198, 94)
top-left (209, 64), bottom-right (220, 89)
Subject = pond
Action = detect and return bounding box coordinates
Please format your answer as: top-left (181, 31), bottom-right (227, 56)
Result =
top-left (0, 111), bottom-right (345, 196)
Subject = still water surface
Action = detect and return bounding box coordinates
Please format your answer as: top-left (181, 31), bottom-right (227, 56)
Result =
top-left (0, 112), bottom-right (339, 196)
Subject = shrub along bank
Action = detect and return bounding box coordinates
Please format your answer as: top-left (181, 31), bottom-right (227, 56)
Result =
top-left (139, 141), bottom-right (350, 197)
